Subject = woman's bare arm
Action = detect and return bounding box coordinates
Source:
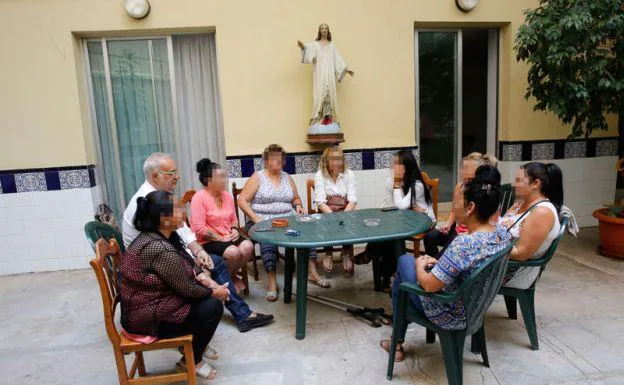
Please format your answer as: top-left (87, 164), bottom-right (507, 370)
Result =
top-left (510, 207), bottom-right (554, 261)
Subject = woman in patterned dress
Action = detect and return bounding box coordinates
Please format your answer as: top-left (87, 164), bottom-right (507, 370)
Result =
top-left (380, 165), bottom-right (511, 362)
top-left (238, 144), bottom-right (328, 302)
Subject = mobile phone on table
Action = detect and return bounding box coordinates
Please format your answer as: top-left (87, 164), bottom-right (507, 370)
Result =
top-left (381, 206), bottom-right (398, 211)
top-left (285, 229), bottom-right (300, 236)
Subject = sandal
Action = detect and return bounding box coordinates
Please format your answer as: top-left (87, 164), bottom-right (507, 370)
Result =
top-left (342, 253), bottom-right (354, 275)
top-left (266, 289), bottom-right (279, 302)
top-left (308, 278), bottom-right (331, 289)
top-left (177, 360), bottom-right (217, 380)
top-left (380, 339), bottom-right (405, 362)
top-left (322, 254), bottom-right (333, 273)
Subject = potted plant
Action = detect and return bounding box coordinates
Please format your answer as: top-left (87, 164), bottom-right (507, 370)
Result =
top-left (515, 0), bottom-right (624, 256)
top-left (593, 205), bottom-right (624, 259)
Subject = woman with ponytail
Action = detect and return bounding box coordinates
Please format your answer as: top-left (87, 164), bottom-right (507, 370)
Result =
top-left (498, 162), bottom-right (563, 289)
top-left (190, 158), bottom-right (255, 293)
top-left (121, 191), bottom-right (229, 379)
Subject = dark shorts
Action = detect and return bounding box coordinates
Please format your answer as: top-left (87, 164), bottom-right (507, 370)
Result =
top-left (202, 239), bottom-right (244, 256)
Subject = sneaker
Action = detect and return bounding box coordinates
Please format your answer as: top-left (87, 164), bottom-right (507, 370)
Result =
top-left (237, 313), bottom-right (274, 333)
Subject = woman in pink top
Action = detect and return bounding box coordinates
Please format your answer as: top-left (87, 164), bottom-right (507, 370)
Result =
top-left (191, 158), bottom-right (255, 291)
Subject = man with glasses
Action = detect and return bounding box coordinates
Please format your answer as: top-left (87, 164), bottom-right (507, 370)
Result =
top-left (122, 153), bottom-right (273, 333)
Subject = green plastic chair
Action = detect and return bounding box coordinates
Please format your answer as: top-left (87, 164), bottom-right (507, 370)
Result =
top-left (386, 242), bottom-right (514, 384)
top-left (84, 221), bottom-right (126, 255)
top-left (499, 183), bottom-right (515, 216)
top-left (498, 216), bottom-right (569, 350)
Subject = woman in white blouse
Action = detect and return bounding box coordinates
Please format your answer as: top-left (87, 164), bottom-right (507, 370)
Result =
top-left (314, 146), bottom-right (357, 274)
top-left (354, 150), bottom-right (435, 292)
top-left (385, 152), bottom-right (436, 222)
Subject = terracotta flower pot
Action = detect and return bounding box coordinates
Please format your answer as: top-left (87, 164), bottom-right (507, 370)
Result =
top-left (593, 208), bottom-right (624, 259)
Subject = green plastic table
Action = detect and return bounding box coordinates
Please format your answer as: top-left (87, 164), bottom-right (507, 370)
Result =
top-left (249, 208), bottom-right (432, 340)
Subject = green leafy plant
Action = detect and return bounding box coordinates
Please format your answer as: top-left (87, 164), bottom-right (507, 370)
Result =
top-left (606, 204), bottom-right (624, 218)
top-left (514, 0), bottom-right (624, 143)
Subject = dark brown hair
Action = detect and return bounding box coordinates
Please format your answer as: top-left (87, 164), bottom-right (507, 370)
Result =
top-left (522, 162), bottom-right (564, 211)
top-left (262, 144), bottom-right (287, 161)
top-left (315, 23), bottom-right (332, 41)
top-left (196, 158), bottom-right (221, 186)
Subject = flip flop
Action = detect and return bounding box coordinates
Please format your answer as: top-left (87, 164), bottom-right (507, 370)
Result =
top-left (380, 339), bottom-right (405, 362)
top-left (308, 278), bottom-right (331, 289)
top-left (266, 290), bottom-right (279, 302)
top-left (322, 254), bottom-right (333, 273)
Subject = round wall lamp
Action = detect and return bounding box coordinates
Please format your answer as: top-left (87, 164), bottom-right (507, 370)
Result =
top-left (124, 0), bottom-right (151, 19)
top-left (455, 0), bottom-right (479, 12)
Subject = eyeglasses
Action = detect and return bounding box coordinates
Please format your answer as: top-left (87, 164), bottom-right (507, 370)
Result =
top-left (158, 170), bottom-right (179, 176)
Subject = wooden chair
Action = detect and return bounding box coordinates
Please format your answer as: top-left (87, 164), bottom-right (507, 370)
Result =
top-left (181, 188), bottom-right (250, 295)
top-left (90, 238), bottom-right (197, 385)
top-left (405, 171), bottom-right (439, 255)
top-left (305, 178), bottom-right (354, 260)
top-left (387, 242), bottom-right (514, 384)
top-left (231, 182), bottom-right (262, 281)
top-left (498, 216), bottom-right (569, 350)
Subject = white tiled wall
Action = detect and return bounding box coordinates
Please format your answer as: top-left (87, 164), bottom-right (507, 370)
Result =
top-left (0, 156), bottom-right (613, 276)
top-left (0, 188), bottom-right (96, 276)
top-left (498, 156), bottom-right (618, 228)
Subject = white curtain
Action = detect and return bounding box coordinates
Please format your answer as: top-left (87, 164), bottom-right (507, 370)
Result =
top-left (173, 34), bottom-right (225, 194)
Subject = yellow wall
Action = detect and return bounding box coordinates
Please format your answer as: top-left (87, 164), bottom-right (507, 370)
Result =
top-left (0, 0), bottom-right (617, 169)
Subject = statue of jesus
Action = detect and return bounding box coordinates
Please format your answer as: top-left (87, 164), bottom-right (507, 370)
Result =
top-left (298, 24), bottom-right (354, 131)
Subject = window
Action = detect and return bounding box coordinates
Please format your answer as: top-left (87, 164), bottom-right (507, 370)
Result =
top-left (84, 34), bottom-right (224, 219)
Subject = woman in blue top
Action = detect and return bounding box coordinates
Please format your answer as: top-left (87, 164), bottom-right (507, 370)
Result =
top-left (380, 165), bottom-right (511, 362)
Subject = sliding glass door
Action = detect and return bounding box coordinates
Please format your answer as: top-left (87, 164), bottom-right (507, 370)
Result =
top-left (86, 38), bottom-right (177, 217)
top-left (416, 31), bottom-right (460, 202)
top-left (416, 29), bottom-right (498, 202)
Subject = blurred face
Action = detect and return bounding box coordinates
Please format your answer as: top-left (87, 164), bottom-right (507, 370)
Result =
top-left (207, 167), bottom-right (227, 192)
top-left (513, 168), bottom-right (534, 199)
top-left (160, 196), bottom-right (185, 231)
top-left (392, 156), bottom-right (405, 179)
top-left (452, 184), bottom-right (475, 225)
top-left (265, 151), bottom-right (284, 172)
top-left (152, 157), bottom-right (180, 192)
top-left (328, 151), bottom-right (344, 175)
top-left (460, 159), bottom-right (479, 182)
top-left (319, 24), bottom-right (329, 39)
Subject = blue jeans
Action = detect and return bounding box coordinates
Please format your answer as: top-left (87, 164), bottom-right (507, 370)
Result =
top-left (209, 253), bottom-right (252, 324)
top-left (392, 254), bottom-right (426, 336)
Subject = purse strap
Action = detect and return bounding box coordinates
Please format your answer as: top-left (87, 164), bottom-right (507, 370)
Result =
top-left (506, 199), bottom-right (549, 233)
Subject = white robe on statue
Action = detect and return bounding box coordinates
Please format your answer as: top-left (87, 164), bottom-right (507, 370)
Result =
top-left (301, 41), bottom-right (348, 124)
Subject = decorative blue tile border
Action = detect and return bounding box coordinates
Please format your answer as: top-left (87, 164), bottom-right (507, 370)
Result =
top-left (226, 146), bottom-right (419, 178)
top-left (499, 137), bottom-right (620, 162)
top-left (0, 165), bottom-right (96, 194)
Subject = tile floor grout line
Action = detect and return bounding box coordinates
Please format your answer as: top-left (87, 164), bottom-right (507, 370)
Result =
top-left (539, 330), bottom-right (596, 379)
top-left (540, 327), bottom-right (604, 376)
